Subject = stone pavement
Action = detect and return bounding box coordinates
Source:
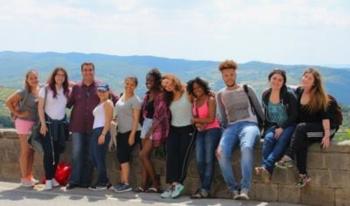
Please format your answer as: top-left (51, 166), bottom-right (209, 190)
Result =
top-left (0, 181), bottom-right (305, 206)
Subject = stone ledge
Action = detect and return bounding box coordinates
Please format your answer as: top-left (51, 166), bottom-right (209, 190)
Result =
top-left (1, 129), bottom-right (349, 206)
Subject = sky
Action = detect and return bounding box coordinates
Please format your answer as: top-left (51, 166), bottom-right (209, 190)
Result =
top-left (0, 0), bottom-right (349, 65)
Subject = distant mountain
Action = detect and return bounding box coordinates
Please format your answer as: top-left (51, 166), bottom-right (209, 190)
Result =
top-left (0, 51), bottom-right (349, 104)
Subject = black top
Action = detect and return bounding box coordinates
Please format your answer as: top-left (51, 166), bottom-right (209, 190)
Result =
top-left (295, 87), bottom-right (330, 123)
top-left (261, 86), bottom-right (298, 129)
top-left (145, 99), bottom-right (155, 118)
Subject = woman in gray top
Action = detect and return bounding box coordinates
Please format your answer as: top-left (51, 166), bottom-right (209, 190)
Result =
top-left (112, 76), bottom-right (141, 193)
top-left (5, 70), bottom-right (40, 187)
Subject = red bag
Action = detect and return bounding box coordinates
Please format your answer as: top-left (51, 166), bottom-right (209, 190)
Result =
top-left (54, 162), bottom-right (72, 186)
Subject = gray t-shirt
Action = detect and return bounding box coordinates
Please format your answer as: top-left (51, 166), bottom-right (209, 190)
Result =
top-left (17, 88), bottom-right (38, 121)
top-left (115, 95), bottom-right (141, 133)
top-left (217, 86), bottom-right (258, 127)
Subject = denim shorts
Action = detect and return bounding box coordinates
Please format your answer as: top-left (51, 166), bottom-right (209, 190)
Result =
top-left (140, 118), bottom-right (153, 140)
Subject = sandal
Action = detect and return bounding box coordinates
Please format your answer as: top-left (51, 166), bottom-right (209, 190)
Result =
top-left (146, 187), bottom-right (161, 193)
top-left (134, 186), bottom-right (147, 193)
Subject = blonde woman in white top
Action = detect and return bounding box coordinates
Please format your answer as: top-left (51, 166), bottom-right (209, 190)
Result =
top-left (160, 74), bottom-right (195, 199)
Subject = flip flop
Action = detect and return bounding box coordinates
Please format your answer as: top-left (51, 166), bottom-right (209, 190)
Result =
top-left (134, 186), bottom-right (146, 193)
top-left (146, 187), bottom-right (160, 193)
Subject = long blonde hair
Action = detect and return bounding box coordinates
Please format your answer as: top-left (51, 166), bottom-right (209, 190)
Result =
top-left (303, 68), bottom-right (329, 113)
top-left (162, 74), bottom-right (184, 105)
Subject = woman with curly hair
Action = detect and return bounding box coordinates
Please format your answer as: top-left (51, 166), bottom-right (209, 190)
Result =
top-left (187, 77), bottom-right (221, 198)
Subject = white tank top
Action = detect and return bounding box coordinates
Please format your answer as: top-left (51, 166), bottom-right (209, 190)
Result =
top-left (169, 91), bottom-right (192, 127)
top-left (93, 102), bottom-right (105, 129)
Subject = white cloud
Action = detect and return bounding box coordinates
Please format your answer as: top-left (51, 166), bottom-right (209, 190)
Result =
top-left (0, 0), bottom-right (349, 64)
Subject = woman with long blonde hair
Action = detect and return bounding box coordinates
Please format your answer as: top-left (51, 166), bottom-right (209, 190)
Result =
top-left (5, 70), bottom-right (40, 187)
top-left (277, 68), bottom-right (338, 188)
top-left (160, 74), bottom-right (195, 199)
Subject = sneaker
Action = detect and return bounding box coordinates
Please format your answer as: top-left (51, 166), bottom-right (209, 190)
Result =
top-left (89, 183), bottom-right (109, 191)
top-left (171, 183), bottom-right (184, 198)
top-left (112, 183), bottom-right (132, 193)
top-left (52, 179), bottom-right (60, 187)
top-left (232, 190), bottom-right (240, 200)
top-left (65, 183), bottom-right (78, 190)
top-left (296, 174), bottom-right (311, 188)
top-left (160, 185), bottom-right (174, 199)
top-left (30, 177), bottom-right (39, 185)
top-left (275, 156), bottom-right (293, 169)
top-left (21, 178), bottom-right (34, 187)
top-left (238, 189), bottom-right (250, 200)
top-left (191, 188), bottom-right (209, 199)
top-left (43, 180), bottom-right (53, 190)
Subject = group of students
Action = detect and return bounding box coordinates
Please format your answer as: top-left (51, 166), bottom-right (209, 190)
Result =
top-left (5, 59), bottom-right (341, 201)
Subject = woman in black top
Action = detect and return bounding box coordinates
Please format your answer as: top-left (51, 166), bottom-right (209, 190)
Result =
top-left (277, 68), bottom-right (337, 188)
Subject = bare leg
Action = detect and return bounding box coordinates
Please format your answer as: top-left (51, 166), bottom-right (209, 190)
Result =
top-left (139, 138), bottom-right (159, 188)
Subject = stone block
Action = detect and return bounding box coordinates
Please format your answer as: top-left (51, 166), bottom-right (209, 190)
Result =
top-left (325, 153), bottom-right (350, 170)
top-left (301, 187), bottom-right (335, 206)
top-left (335, 188), bottom-right (350, 206)
top-left (308, 169), bottom-right (330, 187)
top-left (277, 185), bottom-right (301, 204)
top-left (251, 183), bottom-right (278, 202)
top-left (307, 152), bottom-right (325, 169)
top-left (329, 170), bottom-right (350, 188)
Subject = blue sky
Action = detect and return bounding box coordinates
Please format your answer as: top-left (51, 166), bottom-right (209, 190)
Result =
top-left (0, 0), bottom-right (349, 65)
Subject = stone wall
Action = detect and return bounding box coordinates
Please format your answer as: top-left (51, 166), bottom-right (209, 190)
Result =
top-left (1, 128), bottom-right (349, 206)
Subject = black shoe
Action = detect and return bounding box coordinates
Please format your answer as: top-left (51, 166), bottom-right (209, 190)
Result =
top-left (65, 183), bottom-right (78, 190)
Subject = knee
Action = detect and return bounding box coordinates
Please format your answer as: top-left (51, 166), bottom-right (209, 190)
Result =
top-left (139, 150), bottom-right (147, 160)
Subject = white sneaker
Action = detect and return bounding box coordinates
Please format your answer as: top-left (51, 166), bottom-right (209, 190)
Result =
top-left (30, 177), bottom-right (39, 185)
top-left (21, 178), bottom-right (34, 187)
top-left (238, 189), bottom-right (250, 200)
top-left (160, 185), bottom-right (174, 199)
top-left (52, 179), bottom-right (60, 187)
top-left (43, 180), bottom-right (53, 190)
top-left (232, 190), bottom-right (240, 200)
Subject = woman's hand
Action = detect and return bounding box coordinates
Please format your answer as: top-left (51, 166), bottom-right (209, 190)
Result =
top-left (274, 127), bottom-right (283, 139)
top-left (321, 134), bottom-right (331, 149)
top-left (98, 135), bottom-right (106, 145)
top-left (16, 111), bottom-right (30, 118)
top-left (40, 124), bottom-right (48, 136)
top-left (128, 133), bottom-right (135, 146)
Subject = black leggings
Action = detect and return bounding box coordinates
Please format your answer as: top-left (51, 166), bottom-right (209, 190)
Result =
top-left (166, 125), bottom-right (196, 184)
top-left (286, 122), bottom-right (337, 175)
top-left (41, 135), bottom-right (61, 180)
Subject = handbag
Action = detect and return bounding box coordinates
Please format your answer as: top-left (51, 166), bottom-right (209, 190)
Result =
top-left (27, 86), bottom-right (48, 153)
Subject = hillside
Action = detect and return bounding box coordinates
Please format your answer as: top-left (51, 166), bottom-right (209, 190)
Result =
top-left (0, 51), bottom-right (350, 105)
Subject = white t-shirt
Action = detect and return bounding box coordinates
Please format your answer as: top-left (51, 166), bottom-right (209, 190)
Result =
top-left (39, 87), bottom-right (68, 120)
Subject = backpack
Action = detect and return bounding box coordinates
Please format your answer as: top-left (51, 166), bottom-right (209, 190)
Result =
top-left (243, 84), bottom-right (265, 131)
top-left (328, 95), bottom-right (343, 127)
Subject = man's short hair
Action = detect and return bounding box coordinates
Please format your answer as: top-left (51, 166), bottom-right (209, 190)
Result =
top-left (219, 60), bottom-right (238, 72)
top-left (81, 62), bottom-right (95, 71)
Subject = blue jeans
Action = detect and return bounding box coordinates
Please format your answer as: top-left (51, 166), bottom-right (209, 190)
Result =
top-left (90, 128), bottom-right (110, 185)
top-left (195, 127), bottom-right (221, 192)
top-left (217, 121), bottom-right (259, 192)
top-left (69, 132), bottom-right (93, 186)
top-left (262, 125), bottom-right (295, 174)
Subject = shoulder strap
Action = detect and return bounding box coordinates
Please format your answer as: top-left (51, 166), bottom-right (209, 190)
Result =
top-left (44, 86), bottom-right (48, 110)
top-left (243, 84), bottom-right (254, 113)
